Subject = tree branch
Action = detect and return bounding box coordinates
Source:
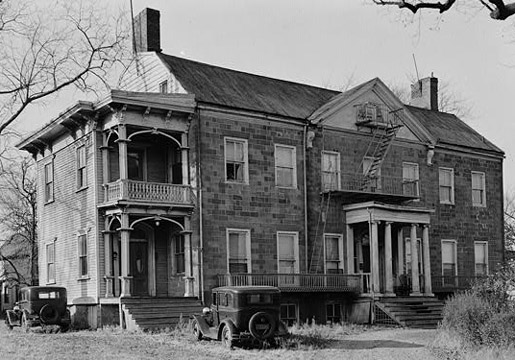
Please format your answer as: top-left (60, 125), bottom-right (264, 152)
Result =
top-left (373, 0), bottom-right (457, 14)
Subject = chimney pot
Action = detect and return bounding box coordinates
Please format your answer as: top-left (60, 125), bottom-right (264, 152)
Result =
top-left (409, 76), bottom-right (438, 111)
top-left (134, 8), bottom-right (161, 53)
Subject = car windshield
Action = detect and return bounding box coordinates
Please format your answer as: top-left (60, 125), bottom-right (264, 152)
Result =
top-left (246, 293), bottom-right (273, 305)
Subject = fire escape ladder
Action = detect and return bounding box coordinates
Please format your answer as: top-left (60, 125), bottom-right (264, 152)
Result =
top-left (309, 191), bottom-right (331, 274)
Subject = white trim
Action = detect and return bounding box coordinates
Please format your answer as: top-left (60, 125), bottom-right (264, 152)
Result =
top-left (321, 151), bottom-right (341, 191)
top-left (46, 239), bottom-right (56, 284)
top-left (441, 239), bottom-right (458, 276)
top-left (439, 167), bottom-right (455, 205)
top-left (276, 231), bottom-right (300, 273)
top-left (226, 228), bottom-right (252, 273)
top-left (471, 171), bottom-right (486, 207)
top-left (224, 137), bottom-right (249, 184)
top-left (77, 230), bottom-right (88, 279)
top-left (274, 144), bottom-right (297, 189)
top-left (474, 241), bottom-right (489, 276)
top-left (323, 233), bottom-right (344, 274)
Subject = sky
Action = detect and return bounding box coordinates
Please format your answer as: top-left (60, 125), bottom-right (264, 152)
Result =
top-left (14, 0), bottom-right (515, 192)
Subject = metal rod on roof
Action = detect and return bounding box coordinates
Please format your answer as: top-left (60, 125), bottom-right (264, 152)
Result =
top-left (412, 53), bottom-right (420, 85)
top-left (130, 0), bottom-right (136, 54)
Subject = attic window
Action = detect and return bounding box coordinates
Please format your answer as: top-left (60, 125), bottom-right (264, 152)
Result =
top-left (356, 103), bottom-right (383, 123)
top-left (159, 80), bottom-right (168, 94)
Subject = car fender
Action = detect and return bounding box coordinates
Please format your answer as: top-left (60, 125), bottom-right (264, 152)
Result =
top-left (217, 319), bottom-right (237, 341)
top-left (191, 315), bottom-right (211, 336)
top-left (5, 310), bottom-right (21, 327)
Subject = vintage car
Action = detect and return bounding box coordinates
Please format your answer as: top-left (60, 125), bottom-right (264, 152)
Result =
top-left (191, 286), bottom-right (288, 347)
top-left (5, 286), bottom-right (71, 332)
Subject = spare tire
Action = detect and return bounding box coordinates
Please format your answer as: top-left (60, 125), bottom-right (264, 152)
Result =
top-left (40, 304), bottom-right (59, 324)
top-left (248, 311), bottom-right (276, 340)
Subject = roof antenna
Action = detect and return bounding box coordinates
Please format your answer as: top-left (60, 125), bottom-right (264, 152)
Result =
top-left (412, 53), bottom-right (421, 90)
top-left (130, 0), bottom-right (137, 54)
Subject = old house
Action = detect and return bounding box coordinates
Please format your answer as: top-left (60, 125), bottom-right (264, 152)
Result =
top-left (17, 8), bottom-right (504, 329)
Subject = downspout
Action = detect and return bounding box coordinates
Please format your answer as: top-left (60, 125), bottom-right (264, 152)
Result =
top-left (195, 108), bottom-right (205, 304)
top-left (303, 124), bottom-right (309, 271)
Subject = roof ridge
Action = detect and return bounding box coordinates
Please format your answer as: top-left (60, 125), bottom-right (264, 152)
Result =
top-left (158, 52), bottom-right (340, 94)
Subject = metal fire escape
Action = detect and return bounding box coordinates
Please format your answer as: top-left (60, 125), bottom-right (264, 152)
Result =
top-left (308, 102), bottom-right (404, 274)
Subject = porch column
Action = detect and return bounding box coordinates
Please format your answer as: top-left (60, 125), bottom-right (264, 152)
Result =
top-left (100, 133), bottom-right (111, 203)
top-left (181, 133), bottom-right (189, 186)
top-left (371, 220), bottom-right (380, 294)
top-left (116, 124), bottom-right (128, 180)
top-left (119, 213), bottom-right (132, 297)
top-left (183, 217), bottom-right (194, 297)
top-left (384, 222), bottom-right (394, 296)
top-left (103, 230), bottom-right (114, 297)
top-left (422, 225), bottom-right (433, 296)
top-left (410, 224), bottom-right (422, 296)
top-left (346, 225), bottom-right (354, 273)
top-left (397, 228), bottom-right (404, 277)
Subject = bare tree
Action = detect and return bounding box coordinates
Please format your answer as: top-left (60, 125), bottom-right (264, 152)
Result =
top-left (372, 0), bottom-right (515, 21)
top-left (505, 190), bottom-right (515, 251)
top-left (0, 0), bottom-right (130, 135)
top-left (0, 158), bottom-right (37, 286)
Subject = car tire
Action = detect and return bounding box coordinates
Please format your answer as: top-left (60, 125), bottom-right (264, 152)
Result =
top-left (39, 304), bottom-right (59, 324)
top-left (249, 312), bottom-right (276, 341)
top-left (192, 319), bottom-right (203, 341)
top-left (21, 313), bottom-right (30, 333)
top-left (221, 325), bottom-right (234, 348)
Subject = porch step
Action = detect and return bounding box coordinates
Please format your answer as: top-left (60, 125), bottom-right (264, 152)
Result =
top-left (121, 297), bottom-right (203, 331)
top-left (376, 297), bottom-right (444, 329)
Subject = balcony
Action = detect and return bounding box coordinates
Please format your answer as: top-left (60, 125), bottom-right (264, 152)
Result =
top-left (217, 273), bottom-right (364, 293)
top-left (323, 173), bottom-right (419, 204)
top-left (101, 179), bottom-right (195, 207)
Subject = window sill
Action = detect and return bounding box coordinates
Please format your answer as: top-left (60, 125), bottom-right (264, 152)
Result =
top-left (276, 185), bottom-right (298, 190)
top-left (439, 201), bottom-right (455, 206)
top-left (225, 180), bottom-right (248, 185)
top-left (44, 199), bottom-right (55, 205)
top-left (46, 281), bottom-right (56, 285)
top-left (472, 204), bottom-right (487, 208)
top-left (77, 276), bottom-right (90, 281)
top-left (76, 186), bottom-right (88, 193)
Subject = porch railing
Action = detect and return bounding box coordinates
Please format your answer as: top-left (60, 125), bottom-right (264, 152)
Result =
top-left (324, 172), bottom-right (419, 198)
top-left (217, 273), bottom-right (363, 293)
top-left (432, 275), bottom-right (486, 292)
top-left (103, 180), bottom-right (194, 205)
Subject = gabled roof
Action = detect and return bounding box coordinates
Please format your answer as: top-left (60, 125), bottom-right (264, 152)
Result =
top-left (158, 53), bottom-right (339, 119)
top-left (406, 105), bottom-right (503, 154)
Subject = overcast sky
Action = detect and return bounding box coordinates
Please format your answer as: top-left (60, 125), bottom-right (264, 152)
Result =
top-left (15, 0), bottom-right (515, 191)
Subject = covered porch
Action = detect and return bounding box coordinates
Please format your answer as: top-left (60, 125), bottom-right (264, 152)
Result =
top-left (344, 201), bottom-right (434, 297)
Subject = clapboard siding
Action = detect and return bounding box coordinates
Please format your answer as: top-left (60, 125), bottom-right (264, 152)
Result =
top-left (36, 127), bottom-right (99, 304)
top-left (119, 52), bottom-right (183, 94)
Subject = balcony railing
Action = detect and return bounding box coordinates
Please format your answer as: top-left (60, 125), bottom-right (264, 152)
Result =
top-left (217, 273), bottom-right (364, 293)
top-left (323, 173), bottom-right (419, 199)
top-left (103, 179), bottom-right (194, 206)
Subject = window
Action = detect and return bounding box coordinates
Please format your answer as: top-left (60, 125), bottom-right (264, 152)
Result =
top-left (227, 229), bottom-right (251, 273)
top-left (439, 168), bottom-right (455, 204)
top-left (280, 303), bottom-right (297, 326)
top-left (76, 145), bottom-right (87, 189)
top-left (326, 302), bottom-right (342, 324)
top-left (159, 80), bottom-right (168, 93)
top-left (324, 234), bottom-right (344, 274)
top-left (44, 162), bottom-right (54, 203)
top-left (275, 144), bottom-right (297, 188)
top-left (174, 235), bottom-right (185, 274)
top-left (46, 242), bottom-right (55, 284)
top-left (78, 233), bottom-right (88, 277)
top-left (277, 232), bottom-right (299, 274)
top-left (475, 241), bottom-right (488, 276)
top-left (403, 162), bottom-right (419, 197)
top-left (442, 240), bottom-right (457, 286)
top-left (127, 149), bottom-right (145, 181)
top-left (472, 172), bottom-right (486, 207)
top-left (322, 151), bottom-right (340, 191)
top-left (225, 138), bottom-right (248, 184)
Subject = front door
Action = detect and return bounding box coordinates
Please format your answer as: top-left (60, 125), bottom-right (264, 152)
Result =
top-left (130, 240), bottom-right (148, 296)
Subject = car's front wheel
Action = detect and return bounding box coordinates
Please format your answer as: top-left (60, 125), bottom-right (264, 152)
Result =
top-left (192, 319), bottom-right (203, 341)
top-left (221, 325), bottom-right (233, 348)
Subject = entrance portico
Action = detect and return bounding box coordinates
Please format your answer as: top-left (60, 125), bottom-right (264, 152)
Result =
top-left (344, 202), bottom-right (434, 297)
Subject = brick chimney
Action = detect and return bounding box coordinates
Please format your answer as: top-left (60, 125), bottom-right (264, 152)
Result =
top-left (134, 8), bottom-right (161, 53)
top-left (409, 76), bottom-right (438, 111)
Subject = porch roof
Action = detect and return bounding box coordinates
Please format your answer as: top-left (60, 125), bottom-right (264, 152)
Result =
top-left (343, 201), bottom-right (434, 225)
